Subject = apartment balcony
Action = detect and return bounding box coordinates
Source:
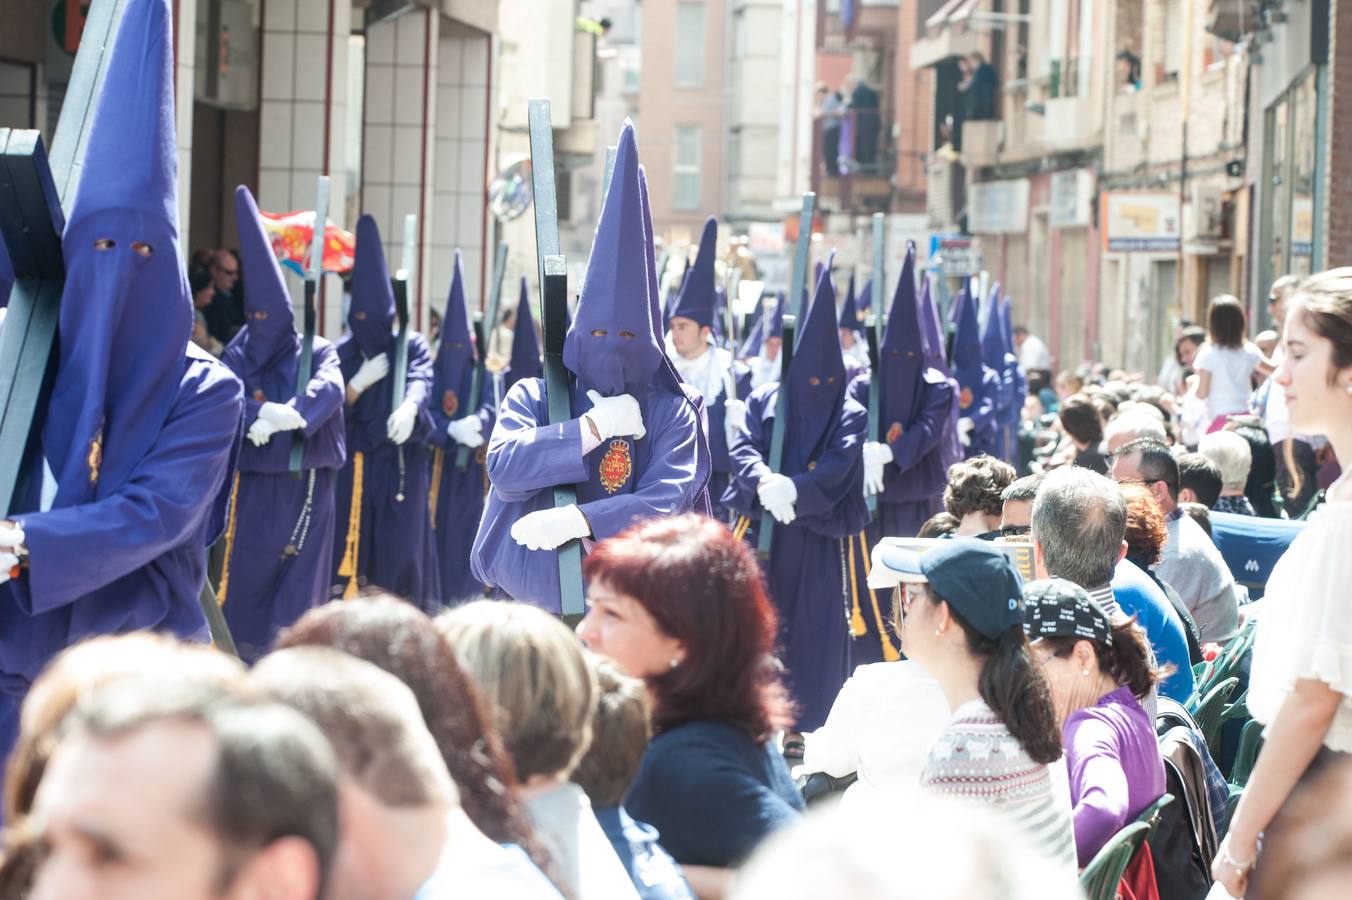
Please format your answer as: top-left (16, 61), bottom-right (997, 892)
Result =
top-left (925, 153), bottom-right (965, 231)
top-left (1044, 96), bottom-right (1098, 151)
top-left (812, 108), bottom-right (895, 214)
top-left (959, 120), bottom-right (1000, 169)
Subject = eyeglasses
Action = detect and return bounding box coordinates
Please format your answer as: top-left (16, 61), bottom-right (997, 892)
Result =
top-left (999, 524), bottom-right (1030, 537)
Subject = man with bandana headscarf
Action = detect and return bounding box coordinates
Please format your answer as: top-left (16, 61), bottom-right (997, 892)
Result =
top-left (471, 122), bottom-right (707, 614)
top-left (0, 0), bottom-right (244, 764)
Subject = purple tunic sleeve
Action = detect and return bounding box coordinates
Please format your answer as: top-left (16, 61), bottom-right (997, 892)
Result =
top-left (789, 399), bottom-right (866, 517)
top-left (221, 340), bottom-right (264, 423)
top-left (889, 372), bottom-right (953, 473)
top-left (484, 378), bottom-right (589, 501)
top-left (13, 358), bottom-right (243, 615)
top-left (294, 341), bottom-right (345, 438)
top-left (1064, 713), bottom-right (1133, 868)
top-left (577, 392), bottom-right (701, 540)
top-left (404, 333), bottom-right (434, 412)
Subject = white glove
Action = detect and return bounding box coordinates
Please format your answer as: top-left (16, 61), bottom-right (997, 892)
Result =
top-left (447, 415), bottom-right (485, 448)
top-left (247, 417), bottom-right (279, 447)
top-left (863, 441), bottom-right (893, 496)
top-left (387, 401), bottom-right (419, 445)
top-left (724, 399), bottom-right (748, 446)
top-left (349, 353), bottom-right (390, 394)
top-left (510, 504), bottom-right (591, 551)
top-left (958, 417), bottom-right (975, 448)
top-left (757, 473), bottom-right (798, 525)
top-left (584, 390), bottom-right (646, 441)
top-left (258, 401), bottom-right (307, 432)
top-left (0, 522), bottom-right (26, 587)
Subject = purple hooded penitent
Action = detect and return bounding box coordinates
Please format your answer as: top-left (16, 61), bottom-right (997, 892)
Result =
top-left (506, 275), bottom-right (542, 388)
top-left (0, 0), bottom-right (244, 751)
top-left (0, 238), bottom-right (11, 308)
top-left (722, 253), bottom-right (868, 730)
top-left (879, 246), bottom-right (926, 430)
top-left (950, 277), bottom-right (999, 453)
top-left (218, 184), bottom-right (345, 661)
top-left (669, 216), bottom-right (717, 329)
top-left (348, 215), bottom-right (398, 360)
top-left (470, 121), bottom-right (704, 612)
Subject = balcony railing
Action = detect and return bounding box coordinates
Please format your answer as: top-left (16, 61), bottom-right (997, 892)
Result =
top-left (812, 107), bottom-right (895, 212)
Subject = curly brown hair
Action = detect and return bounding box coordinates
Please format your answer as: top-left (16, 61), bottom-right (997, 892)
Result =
top-left (943, 455), bottom-right (1016, 520)
top-left (1121, 482), bottom-right (1168, 567)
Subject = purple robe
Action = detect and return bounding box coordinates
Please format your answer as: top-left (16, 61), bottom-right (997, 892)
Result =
top-left (471, 378), bottom-right (703, 613)
top-left (0, 349), bottom-right (242, 757)
top-left (427, 371), bottom-right (496, 604)
top-left (218, 337), bottom-right (345, 661)
top-left (331, 331), bottom-right (441, 609)
top-left (724, 382), bottom-right (868, 731)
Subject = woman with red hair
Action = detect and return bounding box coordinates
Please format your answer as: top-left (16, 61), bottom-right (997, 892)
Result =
top-left (578, 513), bottom-right (802, 895)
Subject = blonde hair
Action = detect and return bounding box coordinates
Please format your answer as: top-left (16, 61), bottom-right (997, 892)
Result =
top-left (5, 633), bottom-right (244, 821)
top-left (1198, 430), bottom-right (1252, 492)
top-left (437, 601), bottom-right (597, 779)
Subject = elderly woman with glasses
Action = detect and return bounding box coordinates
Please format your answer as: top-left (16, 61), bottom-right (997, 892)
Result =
top-left (1023, 578), bottom-right (1168, 868)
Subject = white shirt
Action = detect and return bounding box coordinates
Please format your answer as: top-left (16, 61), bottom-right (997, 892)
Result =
top-left (750, 349), bottom-right (780, 390)
top-left (667, 336), bottom-right (731, 405)
top-left (1194, 341), bottom-right (1263, 419)
top-left (524, 782), bottom-right (639, 900)
top-left (1018, 334), bottom-right (1052, 372)
top-left (1155, 513), bottom-right (1241, 644)
top-left (1249, 496), bottom-right (1352, 751)
top-left (798, 661), bottom-right (952, 812)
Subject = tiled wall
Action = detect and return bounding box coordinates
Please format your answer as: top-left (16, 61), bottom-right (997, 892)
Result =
top-left (363, 10), bottom-right (436, 329)
top-left (258, 0), bottom-right (351, 334)
top-left (363, 11), bottom-right (492, 330)
top-left (430, 20), bottom-right (491, 318)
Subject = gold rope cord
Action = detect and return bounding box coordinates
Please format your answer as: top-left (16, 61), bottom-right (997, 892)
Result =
top-left (846, 532), bottom-right (868, 637)
top-left (215, 470), bottom-right (242, 606)
top-left (732, 515), bottom-right (751, 542)
top-left (336, 451), bottom-right (365, 599)
top-left (428, 447), bottom-right (445, 525)
top-left (858, 531), bottom-right (900, 661)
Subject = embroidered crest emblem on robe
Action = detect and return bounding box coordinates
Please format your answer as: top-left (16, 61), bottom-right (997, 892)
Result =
top-left (598, 440), bottom-right (632, 494)
top-left (886, 422), bottom-right (903, 444)
top-left (959, 387), bottom-right (973, 410)
top-left (253, 388), bottom-right (266, 403)
top-left (442, 390), bottom-right (459, 417)
top-left (87, 431), bottom-right (103, 485)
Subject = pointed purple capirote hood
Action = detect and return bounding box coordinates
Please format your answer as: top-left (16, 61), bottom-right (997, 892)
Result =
top-left (44, 0), bottom-right (193, 505)
top-left (348, 215), bottom-right (397, 359)
top-left (507, 275), bottom-right (542, 387)
top-left (981, 283), bottom-right (1006, 372)
top-left (669, 216), bottom-right (718, 329)
top-left (919, 270), bottom-right (949, 375)
top-left (879, 243), bottom-right (926, 427)
top-left (951, 280), bottom-right (987, 408)
top-left (233, 185), bottom-right (299, 383)
top-left (564, 121), bottom-right (664, 397)
top-left (838, 273), bottom-right (863, 332)
top-left (785, 254), bottom-right (848, 463)
top-left (431, 249), bottom-right (476, 402)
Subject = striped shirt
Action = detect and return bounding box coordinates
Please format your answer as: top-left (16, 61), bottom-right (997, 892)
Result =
top-left (920, 699), bottom-right (1078, 871)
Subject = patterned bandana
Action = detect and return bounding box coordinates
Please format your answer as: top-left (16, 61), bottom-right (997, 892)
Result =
top-left (1022, 578), bottom-right (1113, 646)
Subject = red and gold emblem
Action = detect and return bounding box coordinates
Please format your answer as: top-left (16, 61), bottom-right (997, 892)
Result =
top-left (959, 387), bottom-right (974, 410)
top-left (598, 440), bottom-right (633, 494)
top-left (442, 390), bottom-right (459, 417)
top-left (253, 388), bottom-right (266, 403)
top-left (886, 422), bottom-right (903, 444)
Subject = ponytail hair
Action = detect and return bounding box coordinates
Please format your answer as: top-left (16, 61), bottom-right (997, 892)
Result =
top-left (944, 600), bottom-right (1062, 766)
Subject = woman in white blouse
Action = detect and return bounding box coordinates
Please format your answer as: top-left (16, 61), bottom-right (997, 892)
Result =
top-left (1217, 269), bottom-right (1352, 897)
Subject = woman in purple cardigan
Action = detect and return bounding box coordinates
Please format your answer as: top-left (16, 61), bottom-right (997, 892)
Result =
top-left (1023, 578), bottom-right (1169, 867)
